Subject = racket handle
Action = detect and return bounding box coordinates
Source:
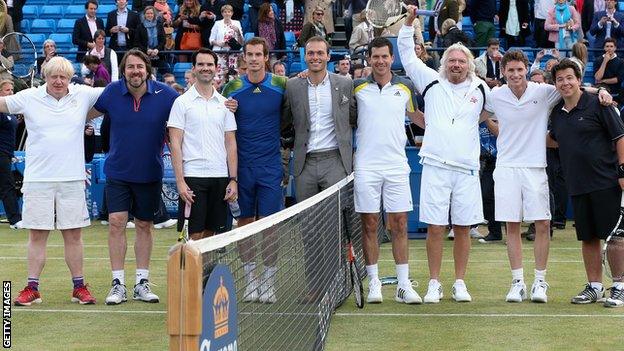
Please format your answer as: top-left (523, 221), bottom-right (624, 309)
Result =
top-left (620, 191), bottom-right (624, 208)
top-left (184, 201), bottom-right (192, 218)
top-left (414, 10), bottom-right (437, 17)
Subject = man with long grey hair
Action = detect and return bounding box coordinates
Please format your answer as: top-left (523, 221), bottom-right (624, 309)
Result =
top-left (398, 5), bottom-right (489, 304)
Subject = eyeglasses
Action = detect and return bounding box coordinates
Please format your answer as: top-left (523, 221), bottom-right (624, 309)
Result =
top-left (314, 12), bottom-right (324, 16)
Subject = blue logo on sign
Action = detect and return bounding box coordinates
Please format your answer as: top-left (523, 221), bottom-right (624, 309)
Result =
top-left (199, 264), bottom-right (238, 351)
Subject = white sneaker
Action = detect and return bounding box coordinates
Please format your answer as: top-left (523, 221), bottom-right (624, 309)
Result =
top-left (452, 281), bottom-right (472, 302)
top-left (505, 280), bottom-right (527, 303)
top-left (469, 227), bottom-right (483, 239)
top-left (9, 220), bottom-right (24, 229)
top-left (424, 279), bottom-right (443, 303)
top-left (100, 220), bottom-right (109, 225)
top-left (154, 219), bottom-right (177, 229)
top-left (243, 279), bottom-right (259, 302)
top-left (258, 282), bottom-right (276, 304)
top-left (531, 280), bottom-right (549, 303)
top-left (126, 221), bottom-right (135, 229)
top-left (395, 283), bottom-right (422, 304)
top-left (447, 229), bottom-right (455, 240)
top-left (367, 278), bottom-right (383, 303)
top-left (105, 279), bottom-right (127, 305)
top-left (133, 279), bottom-right (159, 303)
top-left (604, 286), bottom-right (624, 308)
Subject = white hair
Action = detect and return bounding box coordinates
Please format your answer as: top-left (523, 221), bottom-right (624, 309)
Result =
top-left (438, 42), bottom-right (476, 81)
top-left (42, 56), bottom-right (75, 80)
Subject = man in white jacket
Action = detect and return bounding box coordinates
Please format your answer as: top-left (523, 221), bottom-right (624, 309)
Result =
top-left (398, 5), bottom-right (489, 303)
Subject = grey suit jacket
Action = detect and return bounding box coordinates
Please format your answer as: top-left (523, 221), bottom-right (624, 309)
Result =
top-left (281, 72), bottom-right (354, 177)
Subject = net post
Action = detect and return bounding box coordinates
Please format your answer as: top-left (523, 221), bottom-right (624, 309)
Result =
top-left (167, 243), bottom-right (203, 350)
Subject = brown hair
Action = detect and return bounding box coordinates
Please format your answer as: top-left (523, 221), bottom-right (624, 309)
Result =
top-left (501, 50), bottom-right (529, 70)
top-left (243, 37), bottom-right (269, 57)
top-left (119, 49), bottom-right (153, 76)
top-left (571, 42), bottom-right (588, 65)
top-left (258, 2), bottom-right (273, 23)
top-left (305, 36), bottom-right (330, 54)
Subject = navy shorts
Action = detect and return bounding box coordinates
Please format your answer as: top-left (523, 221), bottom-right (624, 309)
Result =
top-left (238, 165), bottom-right (283, 218)
top-left (106, 178), bottom-right (161, 221)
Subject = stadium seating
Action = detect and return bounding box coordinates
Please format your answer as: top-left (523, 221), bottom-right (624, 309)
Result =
top-left (284, 31), bottom-right (296, 49)
top-left (244, 32), bottom-right (255, 42)
top-left (386, 37), bottom-right (403, 71)
top-left (97, 5), bottom-right (117, 17)
top-left (22, 5), bottom-right (38, 19)
top-left (28, 34), bottom-right (48, 48)
top-left (619, 1), bottom-right (624, 11)
top-left (64, 5), bottom-right (85, 19)
top-left (39, 5), bottom-right (64, 19)
top-left (173, 62), bottom-right (192, 85)
top-left (49, 33), bottom-right (74, 51)
top-left (56, 19), bottom-right (76, 33)
top-left (20, 19), bottom-right (30, 33)
top-left (30, 19), bottom-right (56, 34)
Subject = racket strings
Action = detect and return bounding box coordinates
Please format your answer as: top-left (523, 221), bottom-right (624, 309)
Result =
top-left (367, 0), bottom-right (404, 27)
top-left (605, 236), bottom-right (624, 281)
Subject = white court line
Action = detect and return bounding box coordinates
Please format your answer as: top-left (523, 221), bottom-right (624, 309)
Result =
top-left (379, 247), bottom-right (581, 251)
top-left (12, 309), bottom-right (166, 315)
top-left (0, 257), bottom-right (583, 263)
top-left (0, 244), bottom-right (173, 248)
top-left (0, 257), bottom-right (168, 261)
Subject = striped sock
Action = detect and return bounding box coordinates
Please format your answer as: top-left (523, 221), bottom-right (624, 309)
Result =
top-left (27, 277), bottom-right (39, 291)
top-left (72, 276), bottom-right (84, 289)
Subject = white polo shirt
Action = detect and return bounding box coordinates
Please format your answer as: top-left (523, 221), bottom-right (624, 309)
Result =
top-left (353, 74), bottom-right (415, 171)
top-left (6, 84), bottom-right (103, 182)
top-left (167, 85), bottom-right (236, 178)
top-left (485, 82), bottom-right (560, 168)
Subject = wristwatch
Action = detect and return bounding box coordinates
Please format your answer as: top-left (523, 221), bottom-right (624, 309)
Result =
top-left (229, 177), bottom-right (238, 183)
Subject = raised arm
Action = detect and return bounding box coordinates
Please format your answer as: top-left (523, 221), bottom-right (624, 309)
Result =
top-left (399, 5), bottom-right (438, 92)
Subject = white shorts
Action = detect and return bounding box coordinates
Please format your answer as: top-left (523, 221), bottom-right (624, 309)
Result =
top-left (22, 181), bottom-right (90, 230)
top-left (493, 167), bottom-right (551, 222)
top-left (419, 164), bottom-right (484, 226)
top-left (354, 168), bottom-right (413, 213)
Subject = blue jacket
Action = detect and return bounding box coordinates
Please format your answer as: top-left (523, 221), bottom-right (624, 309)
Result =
top-left (589, 11), bottom-right (624, 49)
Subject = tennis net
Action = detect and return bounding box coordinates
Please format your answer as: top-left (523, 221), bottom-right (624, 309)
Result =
top-left (172, 174), bottom-right (384, 350)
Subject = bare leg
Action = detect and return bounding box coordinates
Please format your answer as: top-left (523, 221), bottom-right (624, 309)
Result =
top-left (426, 224), bottom-right (445, 280)
top-left (582, 238), bottom-right (602, 283)
top-left (361, 213), bottom-right (380, 265)
top-left (452, 225), bottom-right (471, 280)
top-left (134, 219), bottom-right (153, 270)
top-left (506, 222), bottom-right (523, 270)
top-left (108, 211), bottom-right (128, 271)
top-left (388, 213), bottom-right (408, 265)
top-left (27, 230), bottom-right (51, 279)
top-left (61, 228), bottom-right (84, 278)
top-left (534, 220), bottom-right (550, 271)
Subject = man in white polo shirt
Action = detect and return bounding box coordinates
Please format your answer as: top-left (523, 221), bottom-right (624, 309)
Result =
top-left (1, 56), bottom-right (103, 306)
top-left (168, 48), bottom-right (238, 240)
top-left (399, 5), bottom-right (489, 303)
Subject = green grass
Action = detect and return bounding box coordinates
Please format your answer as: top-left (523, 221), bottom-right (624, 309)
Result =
top-left (1, 223), bottom-right (622, 350)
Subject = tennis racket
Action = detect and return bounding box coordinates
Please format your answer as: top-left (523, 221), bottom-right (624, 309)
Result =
top-left (602, 191), bottom-right (624, 282)
top-left (380, 276), bottom-right (414, 286)
top-left (365, 1), bottom-right (437, 29)
top-left (1, 32), bottom-right (37, 87)
top-left (177, 201), bottom-right (192, 243)
top-left (343, 207), bottom-right (364, 308)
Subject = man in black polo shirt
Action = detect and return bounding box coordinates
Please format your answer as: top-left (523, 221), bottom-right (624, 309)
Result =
top-left (0, 80), bottom-right (22, 229)
top-left (549, 58), bottom-right (624, 308)
top-left (594, 38), bottom-right (624, 102)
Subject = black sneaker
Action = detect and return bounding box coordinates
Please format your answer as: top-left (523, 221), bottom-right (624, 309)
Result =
top-left (553, 221), bottom-right (566, 230)
top-left (526, 232), bottom-right (535, 241)
top-left (604, 287), bottom-right (624, 308)
top-left (571, 283), bottom-right (604, 304)
top-left (478, 233), bottom-right (502, 243)
top-left (522, 223), bottom-right (535, 238)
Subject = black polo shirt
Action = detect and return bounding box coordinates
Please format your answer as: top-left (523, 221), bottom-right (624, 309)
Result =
top-left (0, 112), bottom-right (17, 157)
top-left (549, 92), bottom-right (624, 196)
top-left (594, 55), bottom-right (624, 95)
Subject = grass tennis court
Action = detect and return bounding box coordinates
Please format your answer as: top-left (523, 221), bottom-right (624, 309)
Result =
top-left (1, 223), bottom-right (622, 350)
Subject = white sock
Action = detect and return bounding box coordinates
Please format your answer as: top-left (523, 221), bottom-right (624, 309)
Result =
top-left (454, 279), bottom-right (466, 287)
top-left (264, 265), bottom-right (277, 285)
top-left (396, 264), bottom-right (410, 286)
top-left (136, 269), bottom-right (149, 285)
top-left (244, 262), bottom-right (256, 281)
top-left (589, 282), bottom-right (604, 291)
top-left (112, 270), bottom-right (125, 285)
top-left (612, 282), bottom-right (624, 290)
top-left (511, 268), bottom-right (524, 282)
top-left (366, 264), bottom-right (379, 282)
top-left (534, 269), bottom-right (547, 282)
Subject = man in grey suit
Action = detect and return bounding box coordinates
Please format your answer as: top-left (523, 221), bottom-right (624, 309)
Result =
top-left (281, 36), bottom-right (353, 302)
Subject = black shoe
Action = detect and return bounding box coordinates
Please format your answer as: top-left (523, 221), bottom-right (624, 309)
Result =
top-left (522, 223), bottom-right (535, 238)
top-left (478, 233), bottom-right (502, 243)
top-left (553, 221), bottom-right (566, 230)
top-left (526, 232), bottom-right (535, 241)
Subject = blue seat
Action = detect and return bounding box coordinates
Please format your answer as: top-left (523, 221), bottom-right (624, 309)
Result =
top-left (25, 0), bottom-right (48, 4)
top-left (57, 19), bottom-right (76, 33)
top-left (244, 32), bottom-right (255, 42)
top-left (39, 5), bottom-right (64, 19)
top-left (20, 19), bottom-right (30, 33)
top-left (64, 5), bottom-right (85, 19)
top-left (49, 34), bottom-right (73, 50)
top-left (387, 37), bottom-right (403, 71)
top-left (22, 5), bottom-right (38, 19)
top-left (619, 2), bottom-right (624, 11)
top-left (30, 19), bottom-right (56, 34)
top-left (173, 62), bottom-right (193, 73)
top-left (28, 33), bottom-right (47, 48)
top-left (97, 5), bottom-right (116, 17)
top-left (284, 31), bottom-right (296, 48)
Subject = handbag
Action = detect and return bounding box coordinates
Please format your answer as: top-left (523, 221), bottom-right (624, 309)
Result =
top-left (164, 25), bottom-right (175, 50)
top-left (227, 37), bottom-right (242, 50)
top-left (180, 29), bottom-right (202, 50)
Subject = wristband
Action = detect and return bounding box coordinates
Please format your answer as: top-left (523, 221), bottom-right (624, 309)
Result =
top-left (618, 164), bottom-right (624, 178)
top-left (229, 177), bottom-right (238, 183)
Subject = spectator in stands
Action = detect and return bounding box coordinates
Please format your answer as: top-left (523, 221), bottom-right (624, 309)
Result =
top-left (305, 0), bottom-right (334, 36)
top-left (570, 41), bottom-right (588, 75)
top-left (36, 39), bottom-right (57, 78)
top-left (345, 0), bottom-right (368, 40)
top-left (168, 48), bottom-right (238, 241)
top-left (534, 0), bottom-right (555, 48)
top-left (135, 6), bottom-right (167, 76)
top-left (272, 60), bottom-right (286, 76)
top-left (162, 72), bottom-right (176, 86)
top-left (224, 0), bottom-right (244, 21)
top-left (475, 38), bottom-right (503, 88)
top-left (468, 0), bottom-right (497, 46)
top-left (210, 4), bottom-right (243, 78)
top-left (277, 0), bottom-right (305, 33)
top-left (594, 37), bottom-right (624, 99)
top-left (337, 56), bottom-right (351, 77)
top-left (530, 48), bottom-right (560, 78)
top-left (198, 0), bottom-right (221, 47)
top-left (131, 0), bottom-right (154, 13)
top-left (415, 41), bottom-right (439, 70)
top-left (7, 0), bottom-right (24, 33)
top-left (83, 55), bottom-right (112, 84)
top-left (173, 0), bottom-right (203, 62)
top-left (589, 0), bottom-right (624, 52)
top-left (349, 11), bottom-right (374, 53)
top-left (0, 79), bottom-right (21, 229)
top-left (440, 18), bottom-right (474, 47)
top-left (248, 0), bottom-right (264, 34)
top-left (236, 54), bottom-right (247, 75)
top-left (106, 0), bottom-right (140, 55)
top-left (476, 119), bottom-right (502, 244)
top-left (298, 6), bottom-right (330, 47)
top-left (530, 68), bottom-right (547, 83)
top-left (73, 0), bottom-right (105, 63)
top-left (172, 82), bottom-right (185, 93)
top-left (545, 0), bottom-right (581, 50)
top-left (499, 0), bottom-right (531, 47)
top-left (255, 3), bottom-right (286, 59)
top-left (429, 0), bottom-right (460, 46)
top-left (352, 63), bottom-right (365, 78)
top-left (184, 69), bottom-right (195, 89)
top-left (8, 56), bottom-right (101, 307)
top-left (580, 0), bottom-right (598, 34)
top-left (154, 0), bottom-right (174, 24)
top-left (87, 30), bottom-right (119, 82)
